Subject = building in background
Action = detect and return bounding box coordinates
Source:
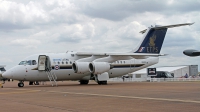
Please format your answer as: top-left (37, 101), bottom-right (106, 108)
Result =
top-left (130, 65), bottom-right (198, 78)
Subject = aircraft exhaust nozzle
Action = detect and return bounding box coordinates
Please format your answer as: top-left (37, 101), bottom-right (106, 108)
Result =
top-left (89, 62), bottom-right (111, 74)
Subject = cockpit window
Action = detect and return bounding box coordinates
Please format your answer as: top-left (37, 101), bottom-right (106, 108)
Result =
top-left (27, 60), bottom-right (32, 65)
top-left (19, 61), bottom-right (27, 65)
top-left (32, 60), bottom-right (37, 65)
top-left (18, 60), bottom-right (37, 65)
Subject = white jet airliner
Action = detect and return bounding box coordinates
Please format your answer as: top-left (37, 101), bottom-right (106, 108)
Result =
top-left (2, 23), bottom-right (193, 87)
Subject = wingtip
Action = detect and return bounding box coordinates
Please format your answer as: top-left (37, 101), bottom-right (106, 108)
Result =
top-left (190, 22), bottom-right (195, 25)
top-left (186, 22), bottom-right (195, 26)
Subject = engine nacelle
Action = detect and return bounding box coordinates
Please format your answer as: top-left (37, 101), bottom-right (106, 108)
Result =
top-left (72, 62), bottom-right (89, 74)
top-left (89, 62), bottom-right (112, 74)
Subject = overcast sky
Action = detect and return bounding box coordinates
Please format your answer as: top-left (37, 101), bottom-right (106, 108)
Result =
top-left (0, 0), bottom-right (200, 70)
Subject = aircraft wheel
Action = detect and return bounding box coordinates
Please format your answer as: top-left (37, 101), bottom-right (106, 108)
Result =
top-left (18, 82), bottom-right (24, 87)
top-left (29, 81), bottom-right (33, 85)
top-left (34, 81), bottom-right (39, 85)
top-left (98, 81), bottom-right (107, 85)
top-left (97, 81), bottom-right (102, 85)
top-left (79, 80), bottom-right (89, 85)
top-left (103, 81), bottom-right (107, 85)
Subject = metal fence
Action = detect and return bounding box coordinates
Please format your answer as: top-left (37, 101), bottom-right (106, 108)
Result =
top-left (108, 77), bottom-right (146, 82)
top-left (108, 77), bottom-right (200, 82)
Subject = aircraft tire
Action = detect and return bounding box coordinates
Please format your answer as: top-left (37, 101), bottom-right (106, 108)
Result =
top-left (34, 81), bottom-right (39, 85)
top-left (80, 80), bottom-right (89, 85)
top-left (97, 81), bottom-right (102, 85)
top-left (29, 81), bottom-right (33, 85)
top-left (103, 81), bottom-right (107, 85)
top-left (18, 83), bottom-right (24, 87)
top-left (98, 81), bottom-right (107, 85)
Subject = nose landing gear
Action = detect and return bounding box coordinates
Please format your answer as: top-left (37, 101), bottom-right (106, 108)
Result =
top-left (18, 81), bottom-right (24, 87)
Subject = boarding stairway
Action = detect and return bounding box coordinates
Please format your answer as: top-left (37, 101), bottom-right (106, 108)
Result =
top-left (46, 68), bottom-right (57, 86)
top-left (38, 55), bottom-right (57, 87)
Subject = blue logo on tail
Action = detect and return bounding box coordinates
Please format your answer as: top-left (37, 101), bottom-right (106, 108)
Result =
top-left (147, 34), bottom-right (158, 53)
top-left (135, 28), bottom-right (167, 54)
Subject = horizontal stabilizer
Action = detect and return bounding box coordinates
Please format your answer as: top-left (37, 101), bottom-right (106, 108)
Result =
top-left (139, 23), bottom-right (194, 34)
top-left (153, 22), bottom-right (194, 29)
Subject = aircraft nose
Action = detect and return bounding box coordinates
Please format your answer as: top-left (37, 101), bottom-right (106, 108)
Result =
top-left (0, 71), bottom-right (2, 77)
top-left (2, 70), bottom-right (13, 79)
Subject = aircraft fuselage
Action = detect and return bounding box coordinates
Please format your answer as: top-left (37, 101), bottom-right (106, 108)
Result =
top-left (4, 52), bottom-right (158, 81)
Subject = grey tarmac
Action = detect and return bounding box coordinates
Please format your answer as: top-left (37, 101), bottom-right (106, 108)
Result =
top-left (1, 81), bottom-right (200, 112)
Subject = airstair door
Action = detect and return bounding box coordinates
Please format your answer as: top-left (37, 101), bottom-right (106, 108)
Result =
top-left (38, 55), bottom-right (51, 71)
top-left (45, 56), bottom-right (51, 71)
top-left (38, 55), bottom-right (56, 86)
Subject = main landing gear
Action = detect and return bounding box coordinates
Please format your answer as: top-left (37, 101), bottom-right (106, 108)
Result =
top-left (97, 81), bottom-right (107, 85)
top-left (79, 80), bottom-right (89, 85)
top-left (18, 81), bottom-right (24, 87)
top-left (93, 74), bottom-right (108, 85)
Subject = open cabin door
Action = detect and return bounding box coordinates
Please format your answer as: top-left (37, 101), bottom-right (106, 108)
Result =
top-left (38, 55), bottom-right (51, 71)
top-left (38, 55), bottom-right (57, 86)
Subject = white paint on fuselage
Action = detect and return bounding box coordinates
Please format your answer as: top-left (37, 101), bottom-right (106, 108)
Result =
top-left (3, 52), bottom-right (158, 81)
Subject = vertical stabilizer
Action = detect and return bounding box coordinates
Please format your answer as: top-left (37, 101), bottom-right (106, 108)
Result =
top-left (134, 28), bottom-right (167, 54)
top-left (133, 23), bottom-right (194, 54)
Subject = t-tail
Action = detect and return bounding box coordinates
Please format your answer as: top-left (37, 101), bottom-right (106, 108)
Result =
top-left (133, 23), bottom-right (194, 54)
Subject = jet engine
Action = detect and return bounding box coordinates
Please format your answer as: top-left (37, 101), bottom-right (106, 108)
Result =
top-left (183, 49), bottom-right (200, 57)
top-left (89, 62), bottom-right (112, 74)
top-left (72, 62), bottom-right (89, 74)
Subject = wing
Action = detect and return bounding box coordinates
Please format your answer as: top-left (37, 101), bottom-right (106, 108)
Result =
top-left (75, 52), bottom-right (166, 63)
top-left (76, 52), bottom-right (165, 57)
